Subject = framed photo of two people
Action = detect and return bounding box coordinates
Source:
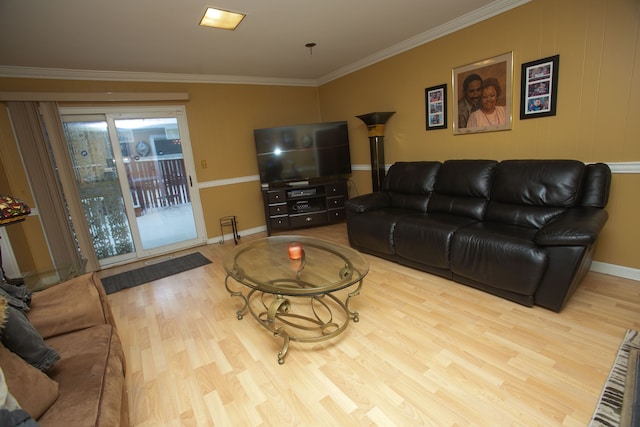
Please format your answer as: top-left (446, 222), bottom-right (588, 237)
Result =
top-left (452, 52), bottom-right (513, 135)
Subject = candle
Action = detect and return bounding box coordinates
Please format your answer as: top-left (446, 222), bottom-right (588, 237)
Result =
top-left (288, 242), bottom-right (302, 260)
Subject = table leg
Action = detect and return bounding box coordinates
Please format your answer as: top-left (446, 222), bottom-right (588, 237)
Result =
top-left (224, 274), bottom-right (249, 320)
top-left (268, 296), bottom-right (292, 364)
top-left (274, 327), bottom-right (290, 365)
top-left (345, 279), bottom-right (364, 322)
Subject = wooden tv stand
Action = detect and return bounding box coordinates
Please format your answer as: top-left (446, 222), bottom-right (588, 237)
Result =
top-left (261, 180), bottom-right (348, 236)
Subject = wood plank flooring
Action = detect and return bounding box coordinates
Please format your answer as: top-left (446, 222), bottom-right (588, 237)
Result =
top-left (103, 223), bottom-right (640, 426)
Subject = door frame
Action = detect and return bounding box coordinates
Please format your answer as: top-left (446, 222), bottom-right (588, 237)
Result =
top-left (59, 105), bottom-right (207, 267)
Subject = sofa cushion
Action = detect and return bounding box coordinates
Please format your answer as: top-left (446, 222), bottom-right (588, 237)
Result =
top-left (0, 345), bottom-right (59, 419)
top-left (394, 213), bottom-right (478, 268)
top-left (486, 160), bottom-right (585, 228)
top-left (28, 273), bottom-right (114, 340)
top-left (37, 325), bottom-right (126, 426)
top-left (383, 161), bottom-right (440, 211)
top-left (451, 222), bottom-right (549, 296)
top-left (434, 160), bottom-right (497, 197)
top-left (490, 160), bottom-right (585, 206)
top-left (429, 160), bottom-right (497, 220)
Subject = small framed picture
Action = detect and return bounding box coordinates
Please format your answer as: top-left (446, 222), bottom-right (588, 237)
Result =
top-left (425, 84), bottom-right (447, 130)
top-left (520, 55), bottom-right (559, 119)
top-left (452, 52), bottom-right (513, 135)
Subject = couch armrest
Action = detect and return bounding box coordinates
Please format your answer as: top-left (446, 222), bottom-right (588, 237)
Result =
top-left (345, 192), bottom-right (390, 213)
top-left (535, 207), bottom-right (609, 246)
top-left (27, 273), bottom-right (116, 340)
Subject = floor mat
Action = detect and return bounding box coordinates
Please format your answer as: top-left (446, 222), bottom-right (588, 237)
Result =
top-left (101, 252), bottom-right (211, 295)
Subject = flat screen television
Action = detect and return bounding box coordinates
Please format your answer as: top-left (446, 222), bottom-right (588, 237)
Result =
top-left (253, 121), bottom-right (352, 186)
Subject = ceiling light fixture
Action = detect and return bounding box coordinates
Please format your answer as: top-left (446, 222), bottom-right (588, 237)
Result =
top-left (199, 7), bottom-right (246, 30)
top-left (305, 42), bottom-right (317, 55)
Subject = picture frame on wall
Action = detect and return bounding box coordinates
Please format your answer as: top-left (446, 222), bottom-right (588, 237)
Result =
top-left (425, 84), bottom-right (447, 130)
top-left (452, 52), bottom-right (513, 135)
top-left (520, 54), bottom-right (559, 120)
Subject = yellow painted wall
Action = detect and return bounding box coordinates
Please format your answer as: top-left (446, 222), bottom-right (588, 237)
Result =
top-left (318, 0), bottom-right (640, 270)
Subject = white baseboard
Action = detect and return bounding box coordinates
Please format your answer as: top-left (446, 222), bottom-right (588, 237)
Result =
top-left (590, 261), bottom-right (640, 282)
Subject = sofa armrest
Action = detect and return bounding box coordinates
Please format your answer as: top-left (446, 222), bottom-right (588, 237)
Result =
top-left (345, 192), bottom-right (390, 213)
top-left (27, 273), bottom-right (116, 340)
top-left (535, 207), bottom-right (609, 246)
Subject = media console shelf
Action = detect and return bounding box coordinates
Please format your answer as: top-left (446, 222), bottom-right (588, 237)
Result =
top-left (261, 180), bottom-right (348, 236)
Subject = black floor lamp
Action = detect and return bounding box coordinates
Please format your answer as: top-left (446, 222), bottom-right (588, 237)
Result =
top-left (0, 195), bottom-right (31, 286)
top-left (356, 112), bottom-right (395, 192)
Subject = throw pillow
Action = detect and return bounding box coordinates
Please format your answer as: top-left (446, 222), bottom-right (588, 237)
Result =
top-left (0, 365), bottom-right (41, 426)
top-left (0, 195), bottom-right (31, 225)
top-left (0, 305), bottom-right (60, 372)
top-left (0, 345), bottom-right (59, 419)
top-left (0, 366), bottom-right (20, 412)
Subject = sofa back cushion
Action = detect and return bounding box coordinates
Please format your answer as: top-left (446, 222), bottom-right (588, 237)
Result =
top-left (428, 160), bottom-right (497, 220)
top-left (486, 160), bottom-right (585, 228)
top-left (383, 161), bottom-right (441, 212)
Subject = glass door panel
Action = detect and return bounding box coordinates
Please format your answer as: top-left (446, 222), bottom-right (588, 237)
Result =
top-left (62, 119), bottom-right (136, 265)
top-left (113, 117), bottom-right (198, 251)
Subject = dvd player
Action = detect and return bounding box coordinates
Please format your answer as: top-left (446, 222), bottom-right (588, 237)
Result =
top-left (287, 188), bottom-right (317, 198)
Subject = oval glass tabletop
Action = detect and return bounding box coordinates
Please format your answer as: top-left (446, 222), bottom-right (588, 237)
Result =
top-left (222, 235), bottom-right (369, 296)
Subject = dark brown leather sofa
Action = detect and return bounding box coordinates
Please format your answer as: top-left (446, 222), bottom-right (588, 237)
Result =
top-left (345, 160), bottom-right (611, 312)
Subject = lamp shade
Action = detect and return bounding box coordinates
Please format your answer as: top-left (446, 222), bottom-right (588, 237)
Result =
top-left (0, 195), bottom-right (31, 226)
top-left (356, 112), bottom-right (396, 137)
top-left (355, 112), bottom-right (395, 126)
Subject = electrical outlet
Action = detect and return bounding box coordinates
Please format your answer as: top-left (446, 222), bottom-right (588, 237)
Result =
top-left (201, 160), bottom-right (207, 169)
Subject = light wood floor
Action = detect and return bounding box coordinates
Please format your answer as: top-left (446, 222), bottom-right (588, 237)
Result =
top-left (103, 223), bottom-right (640, 426)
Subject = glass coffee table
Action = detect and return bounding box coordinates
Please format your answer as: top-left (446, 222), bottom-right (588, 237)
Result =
top-left (223, 235), bottom-right (369, 364)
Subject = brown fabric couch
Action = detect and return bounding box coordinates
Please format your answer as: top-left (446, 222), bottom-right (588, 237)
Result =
top-left (0, 273), bottom-right (128, 426)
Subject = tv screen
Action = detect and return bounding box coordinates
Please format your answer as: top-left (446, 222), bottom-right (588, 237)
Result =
top-left (254, 121), bottom-right (352, 186)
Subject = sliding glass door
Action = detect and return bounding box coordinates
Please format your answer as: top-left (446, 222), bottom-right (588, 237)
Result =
top-left (60, 107), bottom-right (205, 267)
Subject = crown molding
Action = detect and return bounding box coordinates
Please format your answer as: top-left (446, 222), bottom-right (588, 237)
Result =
top-left (0, 65), bottom-right (319, 87)
top-left (0, 91), bottom-right (189, 102)
top-left (316, 0), bottom-right (532, 85)
top-left (0, 0), bottom-right (531, 87)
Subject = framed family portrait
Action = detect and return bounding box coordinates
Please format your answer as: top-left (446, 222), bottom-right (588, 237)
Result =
top-left (452, 52), bottom-right (513, 135)
top-left (425, 83), bottom-right (447, 130)
top-left (520, 54), bottom-right (559, 119)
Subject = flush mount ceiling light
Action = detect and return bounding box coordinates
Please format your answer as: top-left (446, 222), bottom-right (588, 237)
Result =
top-left (199, 7), bottom-right (246, 30)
